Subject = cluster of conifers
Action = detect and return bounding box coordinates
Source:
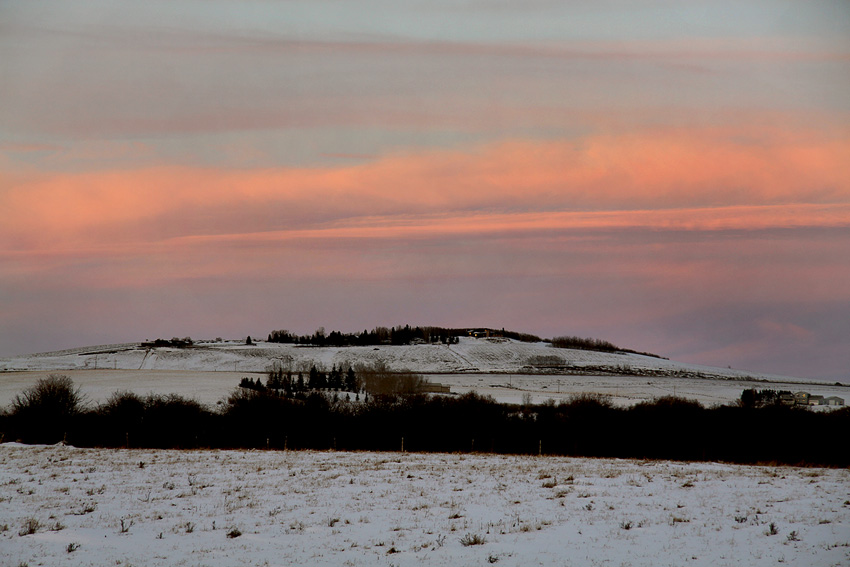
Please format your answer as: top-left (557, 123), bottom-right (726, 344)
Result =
top-left (2, 375), bottom-right (847, 467)
top-left (266, 325), bottom-right (539, 346)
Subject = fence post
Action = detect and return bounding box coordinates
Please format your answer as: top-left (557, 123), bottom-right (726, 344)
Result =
top-left (401, 437), bottom-right (404, 453)
top-left (539, 439), bottom-right (542, 456)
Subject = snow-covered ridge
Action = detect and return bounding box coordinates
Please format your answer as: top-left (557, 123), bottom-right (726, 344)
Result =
top-left (0, 337), bottom-right (810, 383)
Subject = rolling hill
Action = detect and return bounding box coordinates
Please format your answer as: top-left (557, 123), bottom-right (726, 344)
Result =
top-left (0, 336), bottom-right (804, 382)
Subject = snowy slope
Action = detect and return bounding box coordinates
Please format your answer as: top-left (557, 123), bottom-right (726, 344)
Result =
top-left (0, 337), bottom-right (806, 382)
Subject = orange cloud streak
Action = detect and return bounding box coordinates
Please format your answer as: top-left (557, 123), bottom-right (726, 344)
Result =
top-left (2, 126), bottom-right (848, 253)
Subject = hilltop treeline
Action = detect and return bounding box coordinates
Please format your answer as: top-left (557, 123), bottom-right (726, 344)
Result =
top-left (550, 336), bottom-right (664, 359)
top-left (267, 325), bottom-right (541, 346)
top-left (2, 376), bottom-right (848, 467)
top-left (141, 337), bottom-right (194, 348)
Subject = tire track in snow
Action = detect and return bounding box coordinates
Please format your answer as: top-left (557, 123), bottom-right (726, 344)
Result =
top-left (445, 344), bottom-right (479, 371)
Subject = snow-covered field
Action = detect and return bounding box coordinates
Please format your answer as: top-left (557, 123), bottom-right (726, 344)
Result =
top-left (1, 444), bottom-right (847, 567)
top-left (3, 337), bottom-right (847, 409)
top-left (1, 369), bottom-right (848, 410)
top-left (431, 373), bottom-right (849, 408)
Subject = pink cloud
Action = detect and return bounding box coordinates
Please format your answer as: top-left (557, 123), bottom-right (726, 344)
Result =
top-left (2, 125), bottom-right (847, 255)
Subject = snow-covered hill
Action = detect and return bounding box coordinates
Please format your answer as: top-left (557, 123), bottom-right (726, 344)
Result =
top-left (0, 337), bottom-right (799, 382)
top-left (3, 338), bottom-right (847, 409)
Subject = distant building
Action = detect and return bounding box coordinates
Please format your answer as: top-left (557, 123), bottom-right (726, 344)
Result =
top-left (421, 382), bottom-right (451, 394)
top-left (744, 389), bottom-right (843, 408)
top-left (794, 392), bottom-right (810, 405)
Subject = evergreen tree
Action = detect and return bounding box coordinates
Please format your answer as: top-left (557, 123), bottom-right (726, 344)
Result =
top-left (345, 367), bottom-right (358, 392)
top-left (329, 365), bottom-right (342, 390)
top-left (309, 366), bottom-right (327, 390)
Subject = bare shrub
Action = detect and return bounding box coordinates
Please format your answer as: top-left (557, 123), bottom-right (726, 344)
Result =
top-left (564, 393), bottom-right (614, 410)
top-left (460, 533), bottom-right (486, 546)
top-left (18, 518), bottom-right (41, 536)
top-left (355, 362), bottom-right (429, 396)
top-left (119, 517), bottom-right (134, 533)
top-left (12, 375), bottom-right (82, 416)
top-left (227, 527), bottom-right (242, 538)
top-left (11, 375), bottom-right (83, 443)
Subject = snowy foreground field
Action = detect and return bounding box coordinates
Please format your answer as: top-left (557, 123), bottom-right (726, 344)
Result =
top-left (1, 444), bottom-right (847, 567)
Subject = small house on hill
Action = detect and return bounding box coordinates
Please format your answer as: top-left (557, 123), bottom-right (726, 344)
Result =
top-left (825, 396), bottom-right (845, 406)
top-left (794, 392), bottom-right (810, 405)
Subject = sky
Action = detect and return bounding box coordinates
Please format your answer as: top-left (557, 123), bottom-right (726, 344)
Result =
top-left (1, 1), bottom-right (849, 381)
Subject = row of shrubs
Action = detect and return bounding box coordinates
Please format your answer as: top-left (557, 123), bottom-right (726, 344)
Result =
top-left (2, 376), bottom-right (848, 466)
top-left (549, 336), bottom-right (663, 359)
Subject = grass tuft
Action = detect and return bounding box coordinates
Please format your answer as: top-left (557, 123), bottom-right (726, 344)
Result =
top-left (460, 533), bottom-right (486, 546)
top-left (227, 527), bottom-right (242, 538)
top-left (18, 518), bottom-right (41, 536)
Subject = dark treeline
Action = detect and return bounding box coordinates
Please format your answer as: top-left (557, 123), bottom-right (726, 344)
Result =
top-left (244, 363), bottom-right (426, 397)
top-left (550, 336), bottom-right (664, 359)
top-left (141, 337), bottom-right (194, 348)
top-left (267, 325), bottom-right (541, 346)
top-left (241, 365), bottom-right (360, 395)
top-left (2, 376), bottom-right (848, 467)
